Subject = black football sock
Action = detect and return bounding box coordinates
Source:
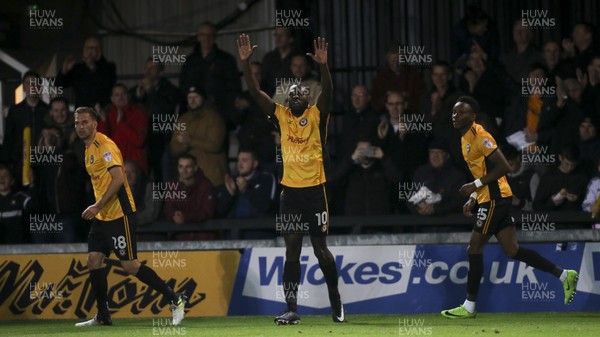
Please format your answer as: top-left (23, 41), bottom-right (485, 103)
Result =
top-left (283, 261), bottom-right (300, 312)
top-left (89, 267), bottom-right (109, 315)
top-left (319, 260), bottom-right (340, 302)
top-left (135, 264), bottom-right (177, 302)
top-left (466, 254), bottom-right (483, 301)
top-left (513, 247), bottom-right (562, 277)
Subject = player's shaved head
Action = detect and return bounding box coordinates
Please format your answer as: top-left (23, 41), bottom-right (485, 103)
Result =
top-left (456, 96), bottom-right (480, 114)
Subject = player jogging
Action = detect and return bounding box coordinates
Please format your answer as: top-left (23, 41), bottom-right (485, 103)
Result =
top-left (441, 96), bottom-right (578, 318)
top-left (73, 107), bottom-right (186, 326)
top-left (237, 34), bottom-right (345, 325)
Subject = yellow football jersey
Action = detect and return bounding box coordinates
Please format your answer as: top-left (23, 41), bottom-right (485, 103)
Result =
top-left (273, 103), bottom-right (329, 188)
top-left (85, 132), bottom-right (136, 221)
top-left (461, 123), bottom-right (512, 203)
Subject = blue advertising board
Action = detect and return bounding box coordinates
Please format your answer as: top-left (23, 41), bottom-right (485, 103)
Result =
top-left (228, 243), bottom-right (600, 315)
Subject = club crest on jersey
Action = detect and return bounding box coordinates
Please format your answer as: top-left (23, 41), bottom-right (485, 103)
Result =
top-left (466, 144), bottom-right (471, 153)
top-left (321, 224), bottom-right (328, 232)
top-left (89, 155), bottom-right (94, 164)
top-left (299, 118), bottom-right (308, 126)
top-left (103, 151), bottom-right (112, 162)
top-left (476, 220), bottom-right (483, 228)
top-left (482, 138), bottom-right (494, 149)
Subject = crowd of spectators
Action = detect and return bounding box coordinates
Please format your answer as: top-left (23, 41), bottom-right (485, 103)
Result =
top-left (2, 8), bottom-right (600, 243)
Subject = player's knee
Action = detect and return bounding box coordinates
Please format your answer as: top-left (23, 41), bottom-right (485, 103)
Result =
top-left (121, 260), bottom-right (141, 275)
top-left (504, 246), bottom-right (519, 259)
top-left (467, 244), bottom-right (482, 255)
top-left (87, 252), bottom-right (104, 269)
top-left (313, 247), bottom-right (332, 264)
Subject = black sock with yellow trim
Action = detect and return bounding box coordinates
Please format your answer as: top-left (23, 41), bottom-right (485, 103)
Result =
top-left (89, 266), bottom-right (109, 315)
top-left (283, 261), bottom-right (300, 313)
top-left (135, 264), bottom-right (177, 302)
top-left (466, 254), bottom-right (483, 301)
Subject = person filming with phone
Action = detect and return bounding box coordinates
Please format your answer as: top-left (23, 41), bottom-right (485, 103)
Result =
top-left (331, 139), bottom-right (402, 217)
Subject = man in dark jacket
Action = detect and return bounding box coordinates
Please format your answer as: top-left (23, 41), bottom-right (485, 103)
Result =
top-left (3, 71), bottom-right (49, 187)
top-left (164, 154), bottom-right (216, 240)
top-left (217, 149), bottom-right (276, 219)
top-left (408, 138), bottom-right (466, 216)
top-left (31, 126), bottom-right (86, 243)
top-left (331, 140), bottom-right (402, 216)
top-left (131, 58), bottom-right (183, 182)
top-left (179, 21), bottom-right (241, 129)
top-left (533, 145), bottom-right (589, 212)
top-left (56, 36), bottom-right (116, 108)
top-left (0, 165), bottom-right (32, 244)
top-left (504, 145), bottom-right (536, 211)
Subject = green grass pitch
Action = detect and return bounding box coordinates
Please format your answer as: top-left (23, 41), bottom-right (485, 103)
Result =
top-left (3, 312), bottom-right (599, 337)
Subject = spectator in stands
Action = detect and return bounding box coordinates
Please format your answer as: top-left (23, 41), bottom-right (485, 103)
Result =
top-left (505, 63), bottom-right (560, 150)
top-left (577, 115), bottom-right (600, 176)
top-left (272, 54), bottom-right (321, 107)
top-left (235, 62), bottom-right (278, 173)
top-left (451, 5), bottom-right (500, 65)
top-left (170, 86), bottom-right (227, 186)
top-left (44, 97), bottom-right (87, 177)
top-left (130, 57), bottom-right (183, 182)
top-left (542, 41), bottom-right (568, 80)
top-left (408, 138), bottom-right (466, 216)
top-left (420, 61), bottom-right (464, 162)
top-left (329, 84), bottom-right (379, 214)
top-left (124, 159), bottom-right (160, 227)
top-left (553, 77), bottom-right (595, 150)
top-left (336, 85), bottom-right (380, 160)
top-left (216, 149), bottom-right (276, 219)
top-left (44, 97), bottom-right (76, 149)
top-left (376, 90), bottom-right (429, 214)
top-left (501, 20), bottom-right (542, 85)
top-left (561, 22), bottom-right (599, 79)
top-left (504, 145), bottom-right (536, 211)
top-left (3, 71), bottom-right (49, 187)
top-left (0, 165), bottom-right (32, 244)
top-left (98, 83), bottom-right (149, 174)
top-left (262, 27), bottom-right (298, 96)
top-left (380, 91), bottom-right (429, 185)
top-left (459, 51), bottom-right (508, 126)
top-left (371, 47), bottom-right (425, 114)
top-left (179, 21), bottom-right (241, 129)
top-left (588, 55), bottom-right (600, 117)
top-left (533, 145), bottom-right (589, 211)
top-left (31, 126), bottom-right (85, 243)
top-left (331, 139), bottom-right (402, 216)
top-left (56, 36), bottom-right (116, 108)
top-left (582, 159), bottom-right (600, 221)
top-left (164, 154), bottom-right (216, 240)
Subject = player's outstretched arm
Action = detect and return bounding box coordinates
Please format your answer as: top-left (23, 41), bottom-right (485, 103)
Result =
top-left (308, 37), bottom-right (332, 115)
top-left (237, 34), bottom-right (275, 117)
top-left (459, 149), bottom-right (510, 196)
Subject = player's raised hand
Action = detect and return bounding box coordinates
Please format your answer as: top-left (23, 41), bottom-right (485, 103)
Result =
top-left (307, 37), bottom-right (328, 65)
top-left (237, 34), bottom-right (257, 62)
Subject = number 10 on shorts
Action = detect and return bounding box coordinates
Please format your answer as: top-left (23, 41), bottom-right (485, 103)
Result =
top-left (315, 211), bottom-right (328, 233)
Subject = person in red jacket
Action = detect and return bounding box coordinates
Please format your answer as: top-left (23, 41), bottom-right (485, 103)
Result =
top-left (98, 83), bottom-right (149, 173)
top-left (164, 154), bottom-right (216, 240)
